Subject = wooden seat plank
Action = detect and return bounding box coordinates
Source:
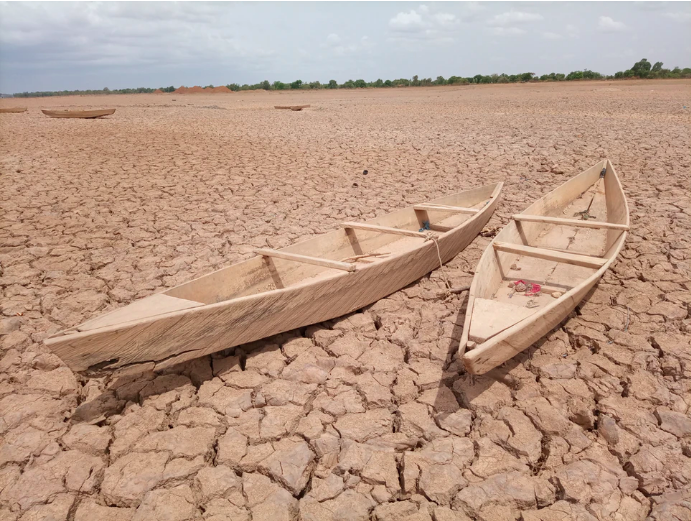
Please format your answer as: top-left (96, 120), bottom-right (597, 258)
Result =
top-left (342, 222), bottom-right (430, 239)
top-left (414, 204), bottom-right (479, 214)
top-left (255, 248), bottom-right (356, 272)
top-left (493, 241), bottom-right (607, 269)
top-left (513, 214), bottom-right (629, 231)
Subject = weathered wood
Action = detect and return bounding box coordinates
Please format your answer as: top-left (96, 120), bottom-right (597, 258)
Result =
top-left (0, 107), bottom-right (27, 114)
top-left (512, 214), bottom-right (629, 230)
top-left (461, 159), bottom-right (628, 375)
top-left (493, 242), bottom-right (607, 268)
top-left (41, 109), bottom-right (116, 119)
top-left (255, 248), bottom-right (356, 272)
top-left (469, 298), bottom-right (535, 342)
top-left (274, 105), bottom-right (310, 110)
top-left (45, 183), bottom-right (503, 374)
top-left (342, 222), bottom-right (430, 239)
top-left (414, 204), bottom-right (479, 214)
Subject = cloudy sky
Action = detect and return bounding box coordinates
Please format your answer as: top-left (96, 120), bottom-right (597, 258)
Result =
top-left (1, 1), bottom-right (690, 93)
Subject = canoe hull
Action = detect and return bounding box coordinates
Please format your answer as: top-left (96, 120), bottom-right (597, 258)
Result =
top-left (46, 184), bottom-right (502, 373)
top-left (461, 159), bottom-right (629, 374)
top-left (0, 108), bottom-right (27, 113)
top-left (42, 109), bottom-right (116, 119)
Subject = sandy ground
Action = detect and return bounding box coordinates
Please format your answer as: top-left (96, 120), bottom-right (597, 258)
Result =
top-left (0, 81), bottom-right (690, 521)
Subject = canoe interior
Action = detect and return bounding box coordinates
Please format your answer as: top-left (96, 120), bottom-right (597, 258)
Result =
top-left (70, 184), bottom-right (498, 334)
top-left (468, 159), bottom-right (628, 344)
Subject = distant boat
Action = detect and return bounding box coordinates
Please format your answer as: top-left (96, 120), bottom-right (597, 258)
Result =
top-left (41, 109), bottom-right (116, 119)
top-left (461, 159), bottom-right (629, 375)
top-left (275, 105), bottom-right (310, 111)
top-left (45, 183), bottom-right (503, 375)
top-left (0, 107), bottom-right (27, 113)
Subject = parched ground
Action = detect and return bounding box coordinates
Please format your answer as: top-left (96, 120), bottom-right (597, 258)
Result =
top-left (0, 81), bottom-right (689, 521)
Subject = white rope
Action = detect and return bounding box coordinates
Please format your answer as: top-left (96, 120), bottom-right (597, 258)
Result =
top-left (425, 232), bottom-right (451, 294)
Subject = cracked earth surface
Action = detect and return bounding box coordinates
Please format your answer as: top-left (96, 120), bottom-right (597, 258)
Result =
top-left (0, 81), bottom-right (690, 521)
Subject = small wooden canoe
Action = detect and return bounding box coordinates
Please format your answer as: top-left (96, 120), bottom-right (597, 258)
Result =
top-left (275, 105), bottom-right (310, 111)
top-left (41, 109), bottom-right (116, 119)
top-left (461, 160), bottom-right (628, 374)
top-left (45, 183), bottom-right (502, 375)
top-left (0, 107), bottom-right (27, 113)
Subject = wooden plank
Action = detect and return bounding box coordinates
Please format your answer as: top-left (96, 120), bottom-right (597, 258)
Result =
top-left (469, 298), bottom-right (536, 343)
top-left (342, 222), bottom-right (430, 239)
top-left (493, 242), bottom-right (606, 268)
top-left (76, 294), bottom-right (204, 332)
top-left (254, 249), bottom-right (356, 272)
top-left (513, 214), bottom-right (629, 231)
top-left (414, 204), bottom-right (479, 214)
top-left (428, 224), bottom-right (452, 233)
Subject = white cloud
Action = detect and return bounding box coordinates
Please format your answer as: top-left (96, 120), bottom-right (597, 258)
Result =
top-left (598, 16), bottom-right (628, 32)
top-left (487, 11), bottom-right (543, 27)
top-left (491, 27), bottom-right (526, 36)
top-left (542, 32), bottom-right (563, 40)
top-left (388, 6), bottom-right (458, 43)
top-left (566, 24), bottom-right (579, 38)
top-left (433, 13), bottom-right (457, 26)
top-left (389, 10), bottom-right (425, 32)
top-left (662, 11), bottom-right (691, 22)
top-left (326, 33), bottom-right (341, 45)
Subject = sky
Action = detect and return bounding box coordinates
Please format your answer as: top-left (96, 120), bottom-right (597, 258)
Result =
top-left (1, 1), bottom-right (690, 93)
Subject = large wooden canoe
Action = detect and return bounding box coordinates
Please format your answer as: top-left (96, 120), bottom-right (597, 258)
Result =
top-left (0, 107), bottom-right (27, 113)
top-left (41, 109), bottom-right (116, 119)
top-left (46, 182), bottom-right (503, 374)
top-left (275, 105), bottom-right (310, 110)
top-left (461, 160), bottom-right (628, 374)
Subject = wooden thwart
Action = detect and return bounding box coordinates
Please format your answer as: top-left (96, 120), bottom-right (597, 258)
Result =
top-left (513, 214), bottom-right (629, 230)
top-left (414, 204), bottom-right (479, 214)
top-left (493, 242), bottom-right (607, 268)
top-left (254, 249), bottom-right (356, 272)
top-left (342, 222), bottom-right (430, 239)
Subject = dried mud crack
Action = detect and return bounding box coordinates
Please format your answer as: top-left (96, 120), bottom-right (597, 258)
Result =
top-left (1, 82), bottom-right (690, 520)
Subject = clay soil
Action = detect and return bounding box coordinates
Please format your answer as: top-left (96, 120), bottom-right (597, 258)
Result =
top-left (0, 81), bottom-right (690, 521)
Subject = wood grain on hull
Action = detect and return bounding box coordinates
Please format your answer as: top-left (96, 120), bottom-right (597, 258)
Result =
top-left (46, 183), bottom-right (502, 373)
top-left (461, 160), bottom-right (628, 374)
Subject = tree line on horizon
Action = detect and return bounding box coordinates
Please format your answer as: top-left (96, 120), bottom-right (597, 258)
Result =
top-left (12, 59), bottom-right (691, 98)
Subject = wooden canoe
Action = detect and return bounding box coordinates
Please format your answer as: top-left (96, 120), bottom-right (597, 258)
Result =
top-left (0, 107), bottom-right (27, 113)
top-left (275, 105), bottom-right (310, 111)
top-left (45, 182), bottom-right (503, 374)
top-left (41, 109), bottom-right (116, 119)
top-left (461, 159), bottom-right (628, 375)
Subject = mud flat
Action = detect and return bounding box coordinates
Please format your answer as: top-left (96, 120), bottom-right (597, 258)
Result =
top-left (0, 80), bottom-right (689, 520)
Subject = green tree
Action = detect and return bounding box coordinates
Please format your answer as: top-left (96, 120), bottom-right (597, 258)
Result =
top-left (328, 79), bottom-right (338, 89)
top-left (261, 80), bottom-right (271, 90)
top-left (632, 59), bottom-right (651, 78)
top-left (652, 61), bottom-right (663, 72)
top-left (342, 80), bottom-right (355, 89)
top-left (227, 83), bottom-right (240, 91)
top-left (290, 79), bottom-right (303, 89)
top-left (354, 79), bottom-right (366, 88)
top-left (273, 81), bottom-right (286, 90)
top-left (384, 79), bottom-right (393, 87)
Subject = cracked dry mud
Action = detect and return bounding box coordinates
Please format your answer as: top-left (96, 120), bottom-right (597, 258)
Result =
top-left (0, 81), bottom-right (690, 521)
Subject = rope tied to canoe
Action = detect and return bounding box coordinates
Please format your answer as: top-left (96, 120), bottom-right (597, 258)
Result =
top-left (424, 231), bottom-right (452, 295)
